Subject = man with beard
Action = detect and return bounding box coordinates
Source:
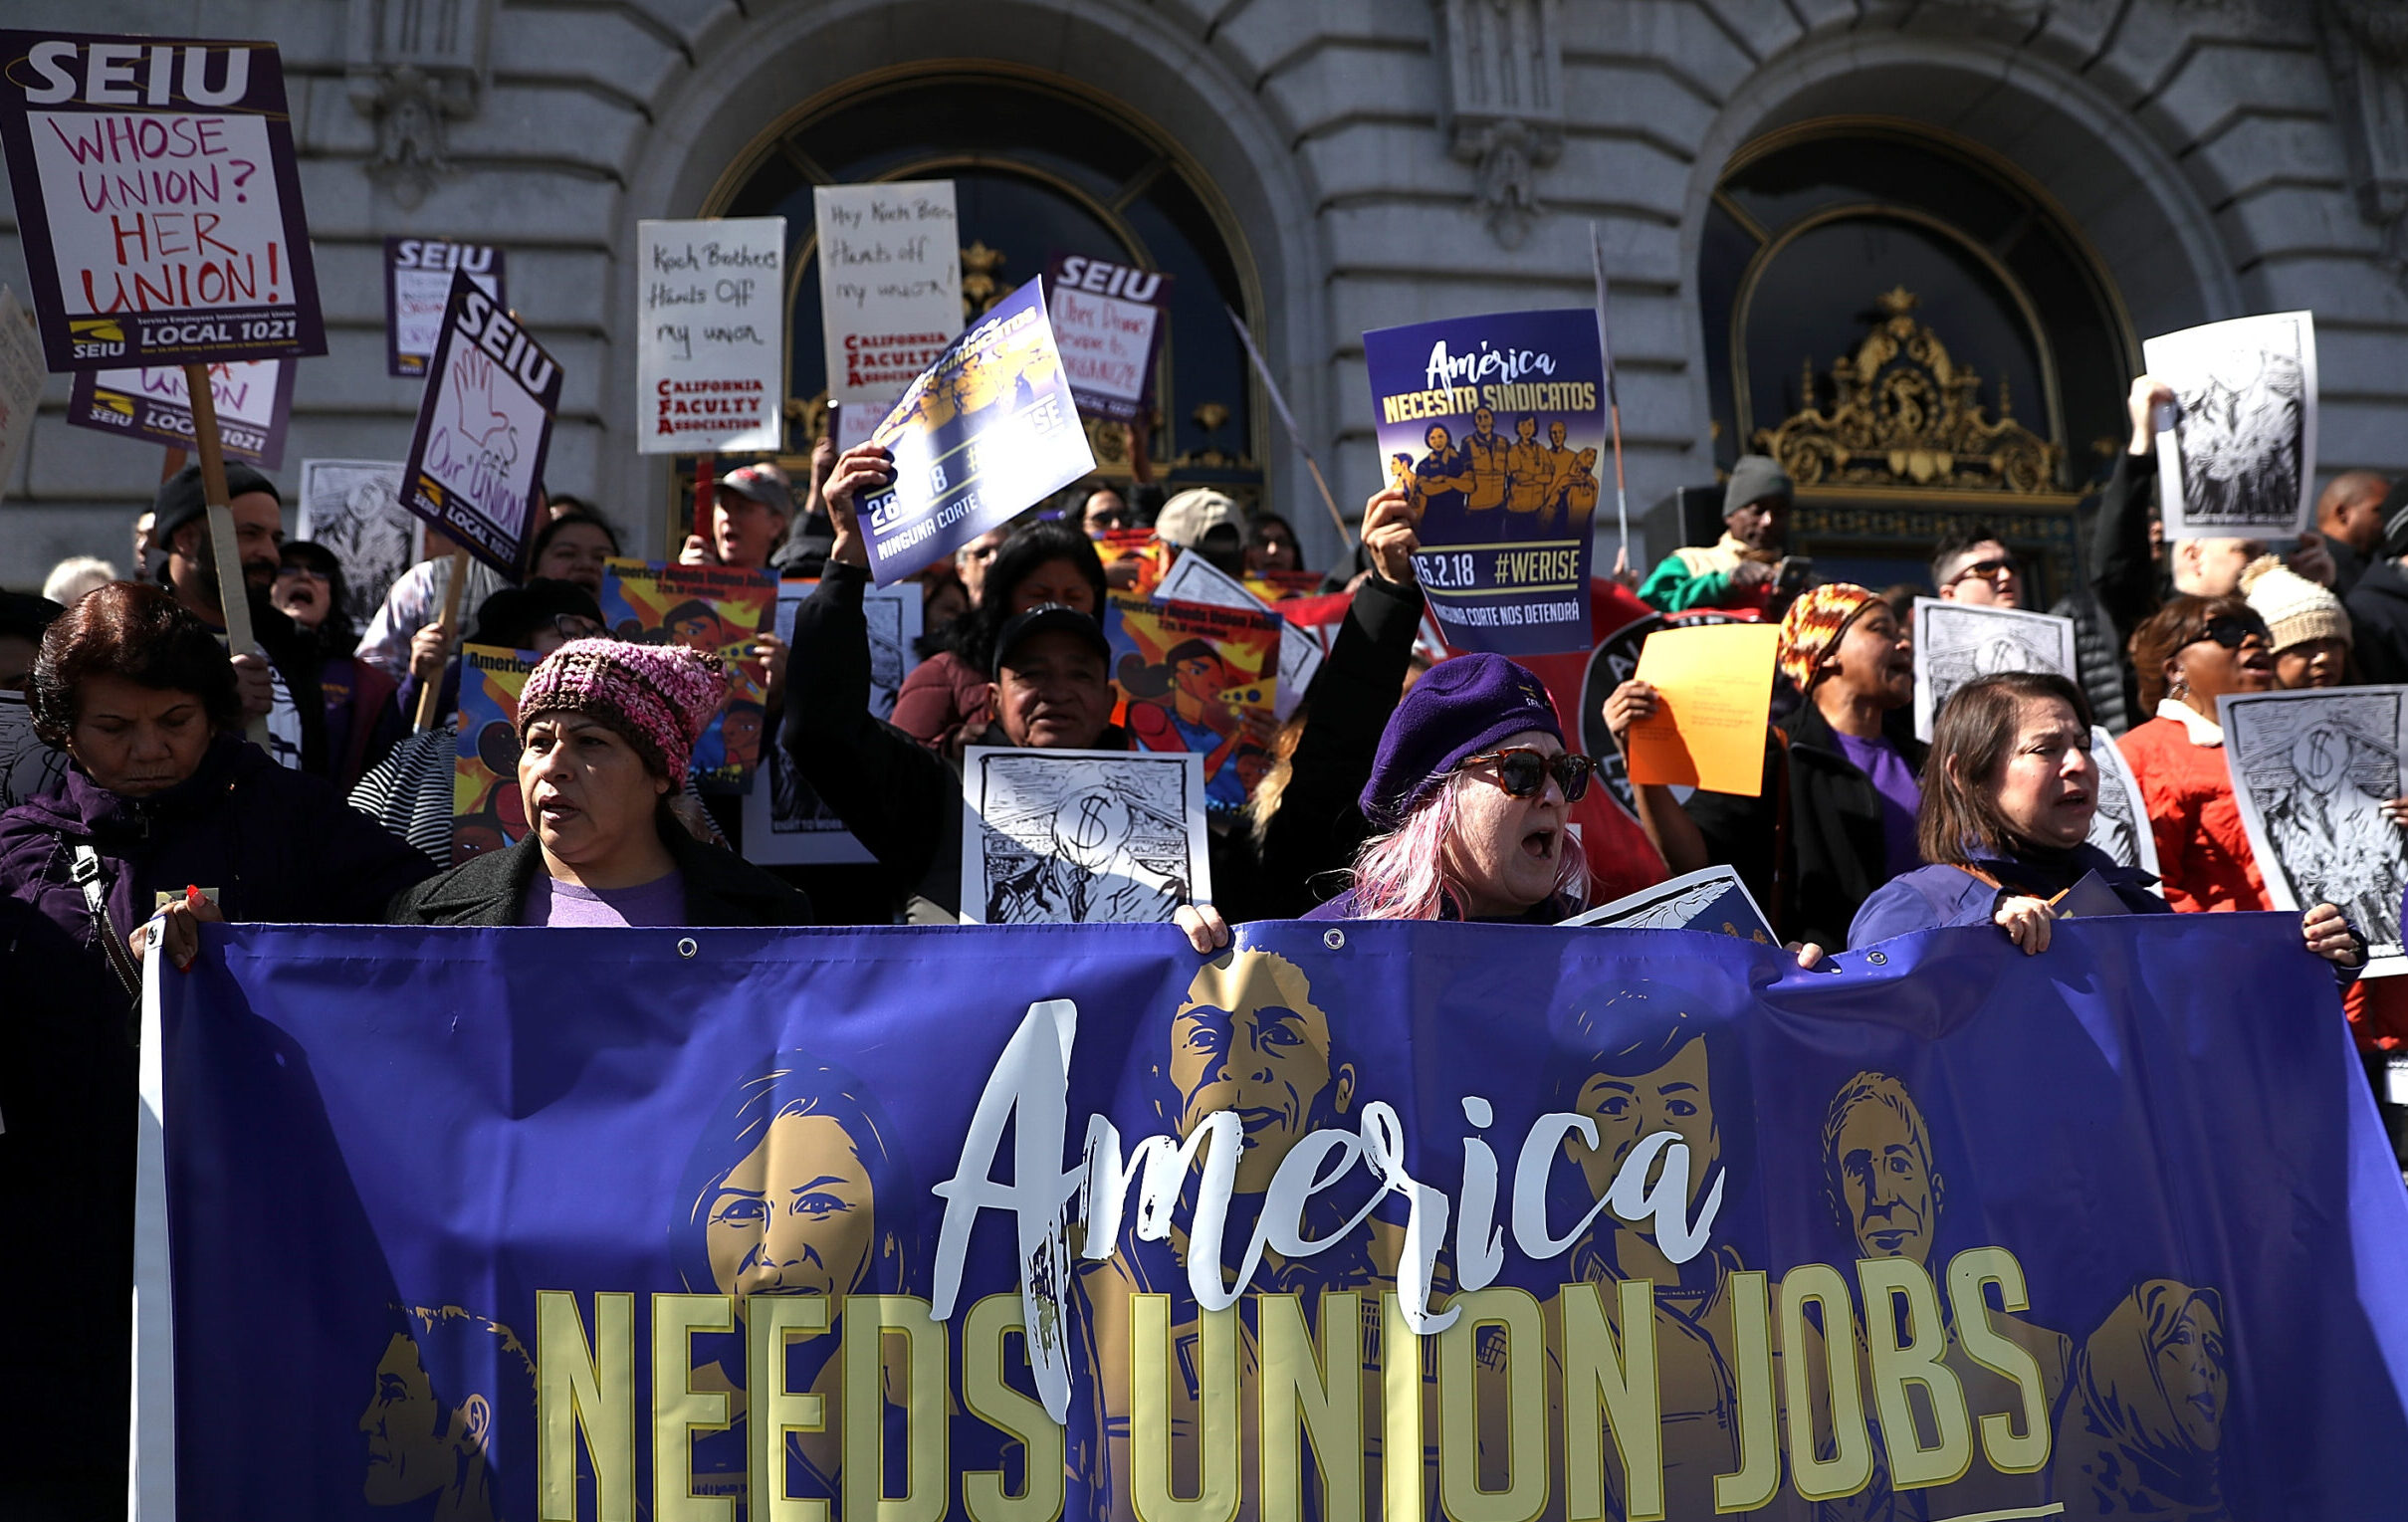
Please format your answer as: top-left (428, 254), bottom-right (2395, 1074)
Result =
top-left (1822, 1072), bottom-right (2070, 1520)
top-left (1076, 949), bottom-right (1428, 1520)
top-left (146, 463), bottom-right (330, 777)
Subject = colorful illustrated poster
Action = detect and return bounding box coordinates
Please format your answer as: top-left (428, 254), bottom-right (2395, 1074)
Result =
top-left (598, 558), bottom-right (774, 792)
top-left (1044, 251), bottom-right (1172, 423)
top-left (0, 31), bottom-right (326, 369)
top-left (814, 179), bottom-right (961, 450)
top-left (1153, 545), bottom-right (1325, 722)
top-left (1363, 308), bottom-right (1603, 654)
top-left (1103, 592), bottom-right (1277, 815)
top-left (0, 287), bottom-right (46, 499)
top-left (450, 644), bottom-right (536, 866)
top-left (66, 357), bottom-right (291, 467)
top-left (959, 746), bottom-right (1207, 924)
top-left (636, 217), bottom-right (783, 453)
top-left (296, 459), bottom-right (418, 629)
top-left (2144, 311), bottom-right (2318, 541)
top-left (383, 237), bottom-right (503, 378)
top-left (398, 270), bottom-right (560, 575)
top-left (858, 277), bottom-right (1095, 585)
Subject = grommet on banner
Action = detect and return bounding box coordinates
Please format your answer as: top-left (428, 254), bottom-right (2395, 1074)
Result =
top-left (677, 938), bottom-right (698, 960)
top-left (1323, 929), bottom-right (1346, 950)
top-left (1865, 950), bottom-right (1887, 966)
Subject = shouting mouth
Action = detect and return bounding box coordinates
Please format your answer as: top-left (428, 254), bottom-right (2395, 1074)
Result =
top-left (1523, 826), bottom-right (1557, 861)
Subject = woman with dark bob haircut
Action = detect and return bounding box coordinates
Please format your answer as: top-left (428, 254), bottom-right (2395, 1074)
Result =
top-left (0, 583), bottom-right (437, 988)
top-left (1849, 669), bottom-right (2363, 974)
top-left (890, 518), bottom-right (1108, 756)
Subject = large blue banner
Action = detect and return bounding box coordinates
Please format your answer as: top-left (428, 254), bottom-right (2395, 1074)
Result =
top-left (149, 915), bottom-right (2408, 1520)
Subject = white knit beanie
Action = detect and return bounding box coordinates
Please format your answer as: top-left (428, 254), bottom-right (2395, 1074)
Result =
top-left (2240, 554), bottom-right (2350, 653)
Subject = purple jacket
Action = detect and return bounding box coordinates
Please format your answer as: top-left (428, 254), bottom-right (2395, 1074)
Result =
top-left (0, 733), bottom-right (437, 965)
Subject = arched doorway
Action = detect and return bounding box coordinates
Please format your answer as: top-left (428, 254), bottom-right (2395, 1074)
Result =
top-left (693, 64), bottom-right (1265, 519)
top-left (1697, 118), bottom-right (2139, 605)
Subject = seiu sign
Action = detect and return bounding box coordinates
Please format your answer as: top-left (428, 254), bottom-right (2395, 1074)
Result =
top-left (16, 38), bottom-right (259, 110)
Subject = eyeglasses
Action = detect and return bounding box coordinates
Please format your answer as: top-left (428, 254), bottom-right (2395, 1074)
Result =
top-left (552, 614), bottom-right (605, 642)
top-left (275, 565), bottom-right (328, 583)
top-left (1946, 556), bottom-right (2017, 586)
top-left (1460, 748), bottom-right (1595, 802)
top-left (2185, 615), bottom-right (2271, 652)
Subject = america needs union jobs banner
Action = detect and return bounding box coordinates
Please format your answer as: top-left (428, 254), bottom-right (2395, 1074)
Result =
top-left (141, 914), bottom-right (2408, 1520)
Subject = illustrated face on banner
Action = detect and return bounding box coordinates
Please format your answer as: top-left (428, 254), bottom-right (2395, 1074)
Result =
top-left (360, 1336), bottom-right (455, 1505)
top-left (1169, 951), bottom-right (1353, 1195)
top-left (358, 1306), bottom-right (532, 1515)
top-left (2158, 1297), bottom-right (2230, 1452)
top-left (1568, 1033), bottom-right (1718, 1213)
top-left (1824, 1074), bottom-right (1940, 1266)
top-left (705, 1113), bottom-right (877, 1303)
top-left (676, 1056), bottom-right (907, 1319)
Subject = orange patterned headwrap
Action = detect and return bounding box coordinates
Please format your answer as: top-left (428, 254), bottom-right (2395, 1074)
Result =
top-left (1777, 583), bottom-right (1880, 692)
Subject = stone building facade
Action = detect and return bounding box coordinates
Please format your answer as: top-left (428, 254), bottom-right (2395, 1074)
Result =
top-left (4, 0), bottom-right (2404, 597)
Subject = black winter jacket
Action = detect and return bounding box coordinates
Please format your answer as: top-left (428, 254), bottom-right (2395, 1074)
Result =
top-left (781, 563), bottom-right (1254, 922)
top-left (1251, 573), bottom-right (1426, 918)
top-left (2346, 557), bottom-right (2408, 687)
top-left (1680, 702), bottom-right (1927, 951)
top-left (387, 826), bottom-right (810, 926)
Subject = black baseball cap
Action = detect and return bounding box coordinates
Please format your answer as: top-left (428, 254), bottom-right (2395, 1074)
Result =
top-left (990, 604), bottom-right (1110, 677)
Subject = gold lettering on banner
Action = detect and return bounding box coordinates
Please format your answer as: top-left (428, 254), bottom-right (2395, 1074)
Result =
top-left (1780, 1264), bottom-right (1874, 1502)
top-left (652, 1293), bottom-right (737, 1522)
top-left (540, 1289), bottom-right (636, 1522)
top-left (962, 1293), bottom-right (1066, 1522)
top-left (748, 1294), bottom-right (831, 1522)
top-left (844, 1296), bottom-right (949, 1522)
top-left (1560, 1278), bottom-right (1663, 1522)
top-left (1259, 1291), bottom-right (1366, 1522)
top-left (1132, 1294), bottom-right (1240, 1521)
top-left (1947, 1248), bottom-right (2056, 1474)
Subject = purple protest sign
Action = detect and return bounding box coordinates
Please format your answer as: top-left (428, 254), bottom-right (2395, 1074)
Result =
top-left (859, 277), bottom-right (1094, 584)
top-left (1363, 308), bottom-right (1603, 654)
top-left (399, 271), bottom-right (561, 576)
top-left (0, 32), bottom-right (326, 371)
top-left (384, 238), bottom-right (504, 379)
top-left (66, 357), bottom-right (293, 468)
top-left (1044, 252), bottom-right (1172, 424)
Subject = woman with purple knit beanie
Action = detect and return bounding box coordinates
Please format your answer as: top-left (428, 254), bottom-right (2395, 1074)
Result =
top-left (388, 640), bottom-right (810, 927)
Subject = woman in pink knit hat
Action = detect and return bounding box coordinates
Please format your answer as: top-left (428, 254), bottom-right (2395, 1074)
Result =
top-left (389, 639), bottom-right (811, 927)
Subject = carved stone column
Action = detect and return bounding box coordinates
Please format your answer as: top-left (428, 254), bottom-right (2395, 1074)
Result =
top-left (1434, 0), bottom-right (1565, 249)
top-left (345, 0), bottom-right (492, 209)
top-left (2322, 0), bottom-right (2408, 285)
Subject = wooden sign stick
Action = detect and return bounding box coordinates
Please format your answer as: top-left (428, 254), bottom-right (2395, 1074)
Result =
top-left (412, 547), bottom-right (471, 732)
top-left (694, 451), bottom-right (717, 551)
top-left (181, 362), bottom-right (269, 748)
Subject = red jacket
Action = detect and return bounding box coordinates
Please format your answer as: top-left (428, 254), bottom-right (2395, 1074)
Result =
top-left (2116, 712), bottom-right (2268, 915)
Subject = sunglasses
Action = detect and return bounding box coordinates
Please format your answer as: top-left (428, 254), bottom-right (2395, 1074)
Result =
top-left (1947, 555), bottom-right (2017, 585)
top-left (551, 614), bottom-right (606, 642)
top-left (2186, 615), bottom-right (2271, 652)
top-left (1460, 747), bottom-right (1595, 802)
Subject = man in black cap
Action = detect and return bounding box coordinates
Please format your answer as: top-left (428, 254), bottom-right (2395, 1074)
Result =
top-left (146, 461), bottom-right (328, 776)
top-left (783, 442), bottom-right (1249, 924)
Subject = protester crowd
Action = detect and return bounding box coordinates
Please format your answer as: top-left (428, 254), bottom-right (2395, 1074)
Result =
top-left (9, 349), bottom-right (2408, 1510)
